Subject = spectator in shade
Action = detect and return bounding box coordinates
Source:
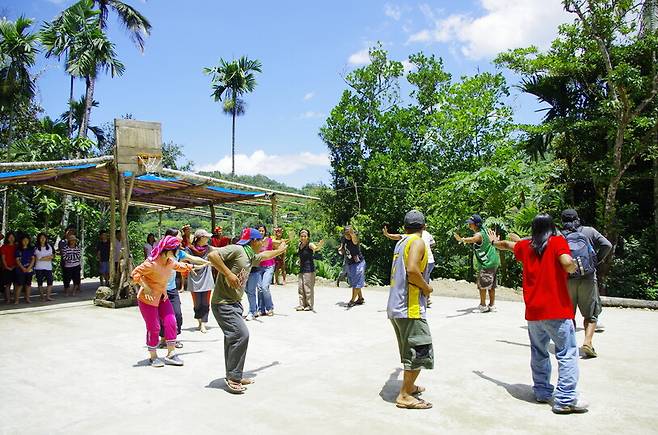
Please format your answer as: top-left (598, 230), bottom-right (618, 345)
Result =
top-left (96, 231), bottom-right (110, 286)
top-left (61, 234), bottom-right (82, 296)
top-left (144, 233), bottom-right (157, 260)
top-left (14, 234), bottom-right (35, 304)
top-left (113, 230), bottom-right (122, 273)
top-left (34, 233), bottom-right (55, 302)
top-left (1, 231), bottom-right (17, 304)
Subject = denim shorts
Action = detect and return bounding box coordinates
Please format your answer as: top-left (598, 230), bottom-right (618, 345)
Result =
top-left (35, 269), bottom-right (53, 286)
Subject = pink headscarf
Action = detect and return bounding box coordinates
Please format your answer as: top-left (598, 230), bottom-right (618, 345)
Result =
top-left (148, 235), bottom-right (181, 262)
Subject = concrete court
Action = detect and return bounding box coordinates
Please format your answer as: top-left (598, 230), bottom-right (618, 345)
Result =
top-left (1, 282), bottom-right (656, 435)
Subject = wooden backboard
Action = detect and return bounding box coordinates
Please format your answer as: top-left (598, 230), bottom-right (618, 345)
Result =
top-left (114, 119), bottom-right (162, 174)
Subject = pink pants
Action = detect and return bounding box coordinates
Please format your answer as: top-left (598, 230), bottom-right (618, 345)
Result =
top-left (138, 299), bottom-right (177, 350)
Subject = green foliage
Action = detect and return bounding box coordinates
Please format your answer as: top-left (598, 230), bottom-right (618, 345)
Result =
top-left (607, 230), bottom-right (658, 300)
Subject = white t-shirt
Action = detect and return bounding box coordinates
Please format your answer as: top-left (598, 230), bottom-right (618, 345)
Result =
top-left (34, 245), bottom-right (53, 271)
top-left (422, 230), bottom-right (435, 264)
top-left (144, 242), bottom-right (156, 257)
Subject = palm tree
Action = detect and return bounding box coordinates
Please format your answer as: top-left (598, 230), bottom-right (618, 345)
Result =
top-left (91, 0), bottom-right (152, 51)
top-left (204, 56), bottom-right (262, 176)
top-left (0, 17), bottom-right (38, 145)
top-left (59, 95), bottom-right (106, 144)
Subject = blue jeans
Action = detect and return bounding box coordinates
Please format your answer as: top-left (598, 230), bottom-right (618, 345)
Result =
top-left (246, 268), bottom-right (262, 315)
top-left (527, 319), bottom-right (579, 406)
top-left (257, 266), bottom-right (275, 312)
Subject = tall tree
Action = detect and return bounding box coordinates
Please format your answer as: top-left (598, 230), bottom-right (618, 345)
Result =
top-left (204, 56), bottom-right (262, 176)
top-left (0, 16), bottom-right (38, 146)
top-left (91, 0), bottom-right (151, 51)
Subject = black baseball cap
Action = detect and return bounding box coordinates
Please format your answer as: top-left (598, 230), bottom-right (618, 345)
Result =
top-left (561, 209), bottom-right (579, 222)
top-left (466, 214), bottom-right (483, 226)
top-left (404, 210), bottom-right (425, 229)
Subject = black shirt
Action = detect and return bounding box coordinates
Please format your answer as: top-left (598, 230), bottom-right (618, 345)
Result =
top-left (298, 244), bottom-right (315, 273)
top-left (97, 241), bottom-right (110, 262)
top-left (341, 237), bottom-right (363, 265)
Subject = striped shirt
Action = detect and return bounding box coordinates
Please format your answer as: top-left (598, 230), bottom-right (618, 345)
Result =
top-left (386, 234), bottom-right (428, 319)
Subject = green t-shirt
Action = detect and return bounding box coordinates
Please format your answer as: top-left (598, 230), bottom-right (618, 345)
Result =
top-left (211, 244), bottom-right (264, 304)
top-left (473, 227), bottom-right (500, 270)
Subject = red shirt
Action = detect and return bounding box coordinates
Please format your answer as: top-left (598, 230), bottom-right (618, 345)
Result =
top-left (1, 244), bottom-right (17, 268)
top-left (210, 236), bottom-right (230, 248)
top-left (514, 236), bottom-right (574, 321)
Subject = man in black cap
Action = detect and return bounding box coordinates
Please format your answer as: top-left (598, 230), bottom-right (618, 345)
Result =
top-left (561, 209), bottom-right (612, 358)
top-left (454, 214), bottom-right (500, 313)
top-left (387, 210), bottom-right (434, 409)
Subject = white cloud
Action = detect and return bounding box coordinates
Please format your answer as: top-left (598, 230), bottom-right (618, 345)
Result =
top-left (385, 4), bottom-right (402, 21)
top-left (407, 0), bottom-right (570, 59)
top-left (348, 48), bottom-right (371, 66)
top-left (303, 92), bottom-right (315, 101)
top-left (298, 111), bottom-right (325, 119)
top-left (401, 59), bottom-right (414, 74)
top-left (198, 150), bottom-right (330, 177)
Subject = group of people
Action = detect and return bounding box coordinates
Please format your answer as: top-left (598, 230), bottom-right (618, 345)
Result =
top-left (1, 227), bottom-right (83, 304)
top-left (389, 208), bottom-right (610, 414)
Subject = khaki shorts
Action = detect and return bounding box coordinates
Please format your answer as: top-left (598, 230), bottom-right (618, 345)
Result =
top-left (477, 268), bottom-right (497, 291)
top-left (391, 318), bottom-right (434, 371)
top-left (568, 276), bottom-right (602, 322)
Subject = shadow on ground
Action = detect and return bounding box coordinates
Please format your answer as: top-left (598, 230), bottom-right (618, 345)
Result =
top-left (473, 370), bottom-right (541, 404)
top-left (0, 281), bottom-right (99, 313)
top-left (446, 307), bottom-right (480, 318)
top-left (379, 368), bottom-right (403, 403)
top-left (205, 361), bottom-right (281, 394)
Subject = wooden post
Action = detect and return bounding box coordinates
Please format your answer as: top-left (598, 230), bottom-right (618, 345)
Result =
top-left (108, 165), bottom-right (117, 291)
top-left (116, 173), bottom-right (136, 300)
top-left (1, 189), bottom-right (7, 235)
top-left (271, 194), bottom-right (278, 228)
top-left (210, 203), bottom-right (216, 230)
top-left (158, 210), bottom-right (162, 239)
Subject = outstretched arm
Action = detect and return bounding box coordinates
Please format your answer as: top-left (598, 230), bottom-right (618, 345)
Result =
top-left (487, 229), bottom-right (516, 251)
top-left (454, 232), bottom-right (483, 245)
top-left (258, 242), bottom-right (288, 261)
top-left (382, 226), bottom-right (402, 241)
top-left (310, 240), bottom-right (324, 252)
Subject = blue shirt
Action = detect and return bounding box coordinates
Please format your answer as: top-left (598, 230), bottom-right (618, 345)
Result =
top-left (166, 250), bottom-right (188, 291)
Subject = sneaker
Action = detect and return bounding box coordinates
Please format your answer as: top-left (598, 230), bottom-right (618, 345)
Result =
top-left (254, 312), bottom-right (261, 318)
top-left (150, 357), bottom-right (165, 368)
top-left (552, 398), bottom-right (589, 414)
top-left (295, 306), bottom-right (305, 311)
top-left (536, 396), bottom-right (552, 404)
top-left (175, 341), bottom-right (183, 349)
top-left (266, 310), bottom-right (274, 316)
top-left (303, 306), bottom-right (312, 311)
top-left (488, 305), bottom-right (497, 312)
top-left (164, 353), bottom-right (184, 366)
top-left (245, 313), bottom-right (254, 321)
top-left (479, 304), bottom-right (490, 313)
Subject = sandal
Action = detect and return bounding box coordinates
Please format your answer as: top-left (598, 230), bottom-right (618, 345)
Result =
top-left (411, 386), bottom-right (425, 395)
top-left (355, 298), bottom-right (365, 305)
top-left (240, 378), bottom-right (255, 385)
top-left (225, 378), bottom-right (246, 394)
top-left (396, 398), bottom-right (433, 410)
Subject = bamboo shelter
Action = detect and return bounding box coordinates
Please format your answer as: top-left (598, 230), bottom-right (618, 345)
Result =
top-left (0, 119), bottom-right (319, 307)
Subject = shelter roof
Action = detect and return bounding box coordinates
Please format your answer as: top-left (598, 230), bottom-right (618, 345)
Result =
top-left (0, 161), bottom-right (265, 208)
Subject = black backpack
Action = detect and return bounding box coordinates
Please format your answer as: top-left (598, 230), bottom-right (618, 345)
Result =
top-left (562, 229), bottom-right (597, 278)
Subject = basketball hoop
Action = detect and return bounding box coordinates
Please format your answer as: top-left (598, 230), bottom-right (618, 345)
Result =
top-left (137, 153), bottom-right (162, 174)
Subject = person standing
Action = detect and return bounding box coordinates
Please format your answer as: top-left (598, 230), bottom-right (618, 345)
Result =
top-left (207, 227), bottom-right (287, 394)
top-left (61, 234), bottom-right (82, 296)
top-left (210, 226), bottom-right (231, 248)
top-left (295, 229), bottom-right (324, 312)
top-left (454, 214), bottom-right (500, 313)
top-left (272, 227), bottom-right (288, 285)
top-left (96, 231), bottom-right (110, 286)
top-left (144, 233), bottom-right (157, 260)
top-left (387, 210), bottom-right (434, 410)
top-left (14, 234), bottom-right (35, 304)
top-left (339, 226), bottom-right (366, 307)
top-left (186, 229), bottom-right (215, 333)
top-left (383, 225), bottom-right (435, 283)
top-left (34, 233), bottom-right (55, 302)
top-left (560, 209), bottom-right (612, 359)
top-left (113, 230), bottom-right (122, 274)
top-left (256, 225), bottom-right (276, 316)
top-left (488, 214), bottom-right (588, 414)
top-left (131, 235), bottom-right (195, 368)
top-left (1, 231), bottom-right (17, 304)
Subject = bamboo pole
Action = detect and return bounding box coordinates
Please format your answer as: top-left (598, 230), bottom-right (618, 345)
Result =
top-left (0, 155), bottom-right (113, 170)
top-left (108, 165), bottom-right (117, 291)
top-left (271, 194), bottom-right (278, 228)
top-left (158, 210), bottom-right (162, 239)
top-left (210, 203), bottom-right (216, 229)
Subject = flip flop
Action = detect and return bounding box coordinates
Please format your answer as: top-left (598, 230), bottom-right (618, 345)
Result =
top-left (411, 386), bottom-right (425, 395)
top-left (582, 344), bottom-right (597, 358)
top-left (396, 398), bottom-right (433, 410)
top-left (225, 378), bottom-right (246, 394)
top-left (240, 378), bottom-right (255, 385)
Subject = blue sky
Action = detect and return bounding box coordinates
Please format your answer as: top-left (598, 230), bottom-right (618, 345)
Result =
top-left (4, 0), bottom-right (571, 187)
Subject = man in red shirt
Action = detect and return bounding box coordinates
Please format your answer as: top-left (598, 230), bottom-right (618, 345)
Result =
top-left (488, 214), bottom-right (589, 415)
top-left (210, 226), bottom-right (230, 248)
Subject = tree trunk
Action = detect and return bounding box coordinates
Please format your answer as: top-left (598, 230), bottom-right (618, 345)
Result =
top-left (231, 97), bottom-right (236, 176)
top-left (1, 190), bottom-right (7, 235)
top-left (80, 215), bottom-right (85, 279)
top-left (79, 76), bottom-right (95, 139)
top-left (68, 75), bottom-right (74, 137)
top-left (654, 156), bottom-right (658, 270)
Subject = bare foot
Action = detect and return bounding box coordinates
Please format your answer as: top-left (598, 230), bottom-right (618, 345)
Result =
top-left (25, 300), bottom-right (31, 304)
top-left (200, 323), bottom-right (208, 333)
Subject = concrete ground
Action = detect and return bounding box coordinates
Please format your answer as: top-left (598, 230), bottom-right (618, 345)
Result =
top-left (1, 280), bottom-right (656, 435)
